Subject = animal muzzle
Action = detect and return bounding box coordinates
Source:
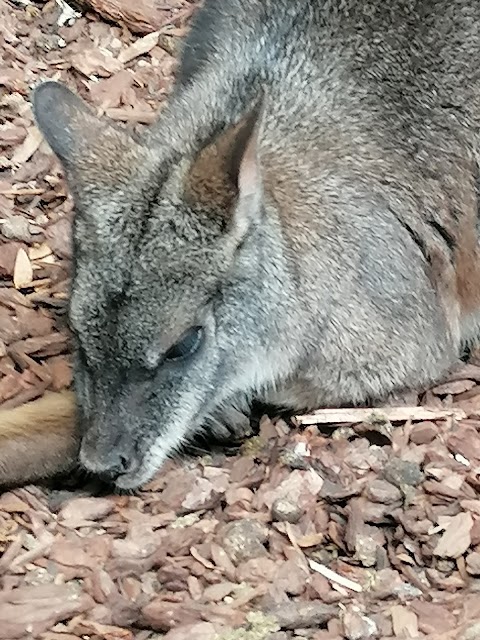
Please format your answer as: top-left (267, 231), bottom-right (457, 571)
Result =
top-left (79, 427), bottom-right (143, 483)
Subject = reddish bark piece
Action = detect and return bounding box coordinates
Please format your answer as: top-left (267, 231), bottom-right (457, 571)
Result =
top-left (409, 421), bottom-right (438, 444)
top-left (70, 0), bottom-right (193, 34)
top-left (431, 379), bottom-right (476, 395)
top-left (58, 496), bottom-right (116, 523)
top-left (0, 242), bottom-right (26, 277)
top-left (0, 584), bottom-right (94, 639)
top-left (410, 600), bottom-right (457, 635)
top-left (447, 423), bottom-right (480, 462)
top-left (0, 492), bottom-right (30, 513)
top-left (141, 600), bottom-right (214, 631)
top-left (89, 70), bottom-right (134, 108)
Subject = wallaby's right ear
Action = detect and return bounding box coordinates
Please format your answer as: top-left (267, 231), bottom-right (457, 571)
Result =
top-left (32, 81), bottom-right (106, 168)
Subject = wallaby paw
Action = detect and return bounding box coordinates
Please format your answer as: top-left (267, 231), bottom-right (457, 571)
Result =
top-left (203, 405), bottom-right (254, 444)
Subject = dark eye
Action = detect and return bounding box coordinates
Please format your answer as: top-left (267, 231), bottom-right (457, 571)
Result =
top-left (164, 326), bottom-right (204, 362)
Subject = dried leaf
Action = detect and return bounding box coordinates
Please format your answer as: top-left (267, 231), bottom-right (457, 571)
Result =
top-left (433, 512), bottom-right (473, 559)
top-left (13, 248), bottom-right (33, 289)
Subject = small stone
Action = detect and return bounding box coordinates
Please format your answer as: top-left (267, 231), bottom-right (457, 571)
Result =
top-left (352, 527), bottom-right (385, 567)
top-left (383, 458), bottom-right (424, 488)
top-left (365, 480), bottom-right (402, 504)
top-left (202, 582), bottom-right (236, 602)
top-left (372, 569), bottom-right (422, 601)
top-left (343, 607), bottom-right (379, 640)
top-left (217, 519), bottom-right (268, 564)
top-left (460, 623), bottom-right (480, 640)
top-left (1, 215), bottom-right (32, 242)
top-left (332, 426), bottom-right (356, 440)
top-left (271, 497), bottom-right (302, 523)
top-left (266, 601), bottom-right (338, 630)
top-left (371, 612), bottom-right (393, 637)
top-left (436, 558), bottom-right (456, 573)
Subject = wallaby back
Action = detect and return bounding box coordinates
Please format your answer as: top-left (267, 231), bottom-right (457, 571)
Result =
top-left (0, 0), bottom-right (479, 489)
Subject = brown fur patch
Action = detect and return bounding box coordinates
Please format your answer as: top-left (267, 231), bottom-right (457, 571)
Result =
top-left (0, 390), bottom-right (76, 440)
top-left (0, 391), bottom-right (78, 486)
top-left (184, 119), bottom-right (255, 212)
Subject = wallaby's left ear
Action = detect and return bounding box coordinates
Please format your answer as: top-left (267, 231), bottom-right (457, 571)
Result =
top-left (229, 92), bottom-right (266, 241)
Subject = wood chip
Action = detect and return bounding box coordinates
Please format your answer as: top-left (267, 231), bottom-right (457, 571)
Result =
top-left (308, 559), bottom-right (363, 592)
top-left (72, 0), bottom-right (193, 35)
top-left (190, 546), bottom-right (215, 569)
top-left (432, 379), bottom-right (476, 396)
top-left (294, 406), bottom-right (467, 426)
top-left (390, 605), bottom-right (419, 637)
top-left (29, 243), bottom-right (53, 261)
top-left (295, 532), bottom-right (324, 548)
top-left (0, 188), bottom-right (45, 197)
top-left (118, 30), bottom-right (160, 63)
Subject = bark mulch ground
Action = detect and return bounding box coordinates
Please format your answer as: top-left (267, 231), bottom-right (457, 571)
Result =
top-left (1, 1), bottom-right (480, 639)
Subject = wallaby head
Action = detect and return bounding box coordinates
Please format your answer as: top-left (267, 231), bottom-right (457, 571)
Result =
top-left (33, 81), bottom-right (272, 489)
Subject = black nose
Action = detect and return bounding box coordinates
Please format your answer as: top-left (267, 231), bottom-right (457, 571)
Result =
top-left (101, 454), bottom-right (133, 480)
top-left (79, 443), bottom-right (140, 481)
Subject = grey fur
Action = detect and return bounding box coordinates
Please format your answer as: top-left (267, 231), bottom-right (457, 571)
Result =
top-left (32, 0), bottom-right (480, 489)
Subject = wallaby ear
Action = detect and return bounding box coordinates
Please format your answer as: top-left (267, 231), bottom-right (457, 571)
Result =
top-left (32, 81), bottom-right (100, 167)
top-left (33, 81), bottom-right (150, 193)
top-left (229, 95), bottom-right (266, 240)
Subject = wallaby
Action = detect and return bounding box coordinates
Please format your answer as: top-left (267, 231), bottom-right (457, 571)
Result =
top-left (0, 0), bottom-right (479, 489)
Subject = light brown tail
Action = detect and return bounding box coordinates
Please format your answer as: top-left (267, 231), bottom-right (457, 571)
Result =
top-left (0, 391), bottom-right (79, 487)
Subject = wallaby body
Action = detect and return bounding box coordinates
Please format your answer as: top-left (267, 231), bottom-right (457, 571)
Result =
top-left (1, 0), bottom-right (479, 488)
